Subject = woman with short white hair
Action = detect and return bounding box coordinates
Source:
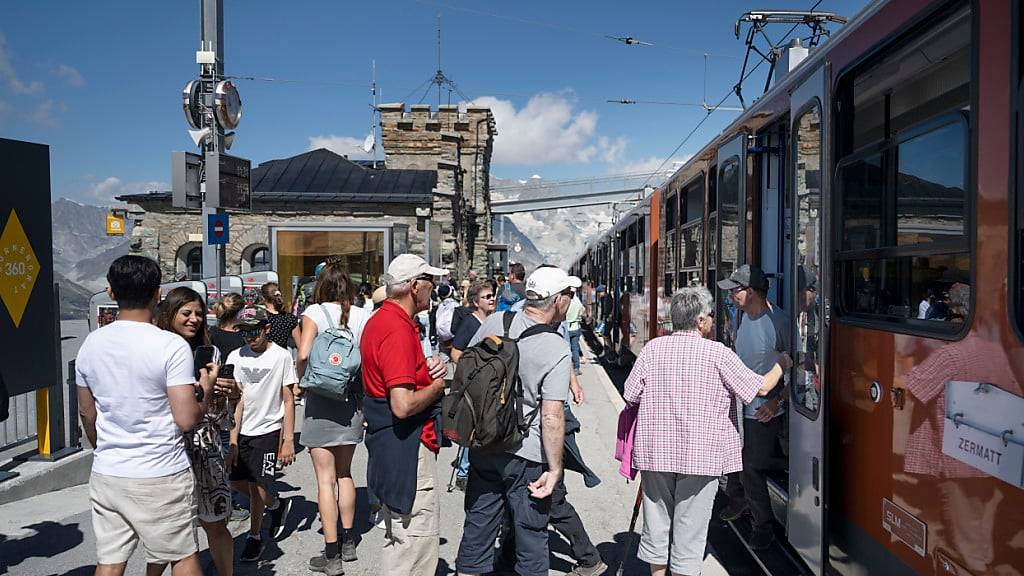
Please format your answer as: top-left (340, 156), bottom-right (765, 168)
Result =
top-left (623, 286), bottom-right (790, 576)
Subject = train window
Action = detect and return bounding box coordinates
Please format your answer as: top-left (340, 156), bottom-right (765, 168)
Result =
top-left (839, 153), bottom-right (884, 251)
top-left (896, 120), bottom-right (967, 246)
top-left (835, 3), bottom-right (971, 333)
top-left (793, 103), bottom-right (822, 417)
top-left (666, 193), bottom-right (678, 231)
top-left (1016, 8), bottom-right (1024, 339)
top-left (685, 177), bottom-right (704, 223)
top-left (718, 156), bottom-right (741, 281)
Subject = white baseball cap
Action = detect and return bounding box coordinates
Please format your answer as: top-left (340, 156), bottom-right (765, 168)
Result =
top-left (385, 253), bottom-right (448, 284)
top-left (525, 266), bottom-right (581, 300)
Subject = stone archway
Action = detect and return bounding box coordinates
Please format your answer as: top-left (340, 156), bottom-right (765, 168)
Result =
top-left (240, 243), bottom-right (271, 273)
top-left (227, 224), bottom-right (271, 274)
top-left (175, 242), bottom-right (203, 280)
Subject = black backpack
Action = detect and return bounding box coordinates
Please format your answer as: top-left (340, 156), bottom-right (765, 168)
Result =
top-left (441, 312), bottom-right (557, 452)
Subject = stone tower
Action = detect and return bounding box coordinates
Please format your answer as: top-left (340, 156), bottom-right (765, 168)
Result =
top-left (378, 103), bottom-right (496, 279)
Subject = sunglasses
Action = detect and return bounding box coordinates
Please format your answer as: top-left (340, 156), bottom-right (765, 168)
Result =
top-left (480, 293), bottom-right (495, 300)
top-left (729, 286), bottom-right (749, 295)
top-left (240, 327), bottom-right (264, 339)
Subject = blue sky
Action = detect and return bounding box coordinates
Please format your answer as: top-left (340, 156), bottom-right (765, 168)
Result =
top-left (2, 0), bottom-right (867, 206)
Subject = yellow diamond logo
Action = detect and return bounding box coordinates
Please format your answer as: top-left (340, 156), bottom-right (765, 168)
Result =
top-left (0, 210), bottom-right (40, 328)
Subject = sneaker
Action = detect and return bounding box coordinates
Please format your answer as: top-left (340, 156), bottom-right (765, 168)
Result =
top-left (750, 524), bottom-right (776, 550)
top-left (340, 539), bottom-right (357, 562)
top-left (268, 497), bottom-right (292, 539)
top-left (230, 503), bottom-right (250, 522)
top-left (720, 500), bottom-right (748, 522)
top-left (455, 476), bottom-right (468, 492)
top-left (574, 368), bottom-right (582, 376)
top-left (239, 536), bottom-right (264, 562)
top-left (309, 554), bottom-right (344, 575)
top-left (568, 560), bottom-right (608, 576)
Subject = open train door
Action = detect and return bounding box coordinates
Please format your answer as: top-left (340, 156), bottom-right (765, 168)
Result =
top-left (787, 65), bottom-right (828, 575)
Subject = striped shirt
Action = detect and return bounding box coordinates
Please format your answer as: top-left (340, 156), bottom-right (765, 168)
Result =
top-left (623, 330), bottom-right (764, 476)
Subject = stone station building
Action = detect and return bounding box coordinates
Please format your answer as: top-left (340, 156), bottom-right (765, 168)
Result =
top-left (118, 103), bottom-right (496, 303)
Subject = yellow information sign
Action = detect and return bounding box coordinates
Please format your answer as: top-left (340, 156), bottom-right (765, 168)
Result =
top-left (0, 210), bottom-right (40, 327)
top-left (106, 213), bottom-right (125, 236)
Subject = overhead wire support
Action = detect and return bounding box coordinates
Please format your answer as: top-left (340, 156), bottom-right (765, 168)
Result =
top-left (732, 2), bottom-right (845, 108)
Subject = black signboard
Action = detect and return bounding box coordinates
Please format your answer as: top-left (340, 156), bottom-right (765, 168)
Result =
top-left (206, 152), bottom-right (251, 210)
top-left (0, 138), bottom-right (59, 396)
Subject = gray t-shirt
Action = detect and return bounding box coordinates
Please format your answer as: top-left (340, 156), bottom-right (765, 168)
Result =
top-left (469, 311), bottom-right (570, 463)
top-left (735, 308), bottom-right (789, 419)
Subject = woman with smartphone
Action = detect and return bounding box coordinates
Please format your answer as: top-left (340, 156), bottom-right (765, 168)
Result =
top-left (155, 287), bottom-right (238, 576)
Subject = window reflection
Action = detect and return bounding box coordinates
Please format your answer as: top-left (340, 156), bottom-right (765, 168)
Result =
top-left (275, 230), bottom-right (385, 307)
top-left (794, 106), bottom-right (822, 416)
top-left (840, 153), bottom-right (884, 251)
top-left (897, 121), bottom-right (967, 246)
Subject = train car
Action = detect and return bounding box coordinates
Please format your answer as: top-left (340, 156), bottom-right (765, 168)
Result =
top-left (577, 1), bottom-right (1023, 573)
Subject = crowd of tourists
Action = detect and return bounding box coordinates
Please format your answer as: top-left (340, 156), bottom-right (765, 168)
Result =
top-left (76, 251), bottom-right (790, 576)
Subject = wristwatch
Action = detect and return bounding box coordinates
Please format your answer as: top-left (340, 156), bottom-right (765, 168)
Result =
top-left (194, 384), bottom-right (205, 403)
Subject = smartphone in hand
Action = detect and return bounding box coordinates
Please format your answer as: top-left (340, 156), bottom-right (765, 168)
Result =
top-left (194, 345), bottom-right (221, 380)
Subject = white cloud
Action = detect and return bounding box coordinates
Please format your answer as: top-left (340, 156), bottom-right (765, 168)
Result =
top-left (84, 177), bottom-right (168, 205)
top-left (0, 32), bottom-right (42, 95)
top-left (28, 99), bottom-right (67, 127)
top-left (54, 64), bottom-right (85, 87)
top-left (308, 134), bottom-right (378, 161)
top-left (472, 92), bottom-right (625, 166)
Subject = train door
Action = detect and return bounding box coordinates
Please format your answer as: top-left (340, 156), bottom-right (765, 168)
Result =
top-left (756, 124), bottom-right (790, 309)
top-left (788, 67), bottom-right (827, 575)
top-left (717, 135), bottom-right (747, 346)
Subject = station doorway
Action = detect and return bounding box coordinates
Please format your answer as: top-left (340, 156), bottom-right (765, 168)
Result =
top-left (270, 224), bottom-right (408, 308)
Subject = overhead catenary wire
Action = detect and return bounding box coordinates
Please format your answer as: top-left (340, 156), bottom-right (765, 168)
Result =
top-left (411, 0), bottom-right (740, 59)
top-left (637, 0), bottom-right (826, 190)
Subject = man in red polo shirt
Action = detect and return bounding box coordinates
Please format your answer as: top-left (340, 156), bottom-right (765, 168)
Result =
top-left (361, 253), bottom-right (448, 576)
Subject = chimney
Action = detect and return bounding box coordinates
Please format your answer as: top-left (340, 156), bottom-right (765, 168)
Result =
top-left (775, 38), bottom-right (809, 86)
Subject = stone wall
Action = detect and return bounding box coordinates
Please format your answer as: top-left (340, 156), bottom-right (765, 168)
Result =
top-left (378, 103), bottom-right (495, 278)
top-left (129, 201), bottom-right (427, 282)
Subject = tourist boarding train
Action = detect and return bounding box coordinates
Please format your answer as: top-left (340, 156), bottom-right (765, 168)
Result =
top-left (571, 1), bottom-right (1023, 574)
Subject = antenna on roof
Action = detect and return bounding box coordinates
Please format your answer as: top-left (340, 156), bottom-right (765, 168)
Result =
top-left (414, 10), bottom-right (472, 107)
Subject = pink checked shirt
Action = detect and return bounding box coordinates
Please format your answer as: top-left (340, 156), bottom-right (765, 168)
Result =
top-left (623, 330), bottom-right (764, 476)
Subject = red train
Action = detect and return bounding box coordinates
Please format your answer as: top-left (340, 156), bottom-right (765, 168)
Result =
top-left (572, 1), bottom-right (1024, 574)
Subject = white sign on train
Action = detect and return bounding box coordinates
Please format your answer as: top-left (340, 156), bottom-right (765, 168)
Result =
top-left (942, 381), bottom-right (1024, 489)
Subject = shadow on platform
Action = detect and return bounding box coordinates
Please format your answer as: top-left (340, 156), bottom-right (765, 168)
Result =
top-left (0, 521), bottom-right (84, 575)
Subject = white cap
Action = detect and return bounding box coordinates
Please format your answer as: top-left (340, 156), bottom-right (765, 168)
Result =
top-left (385, 253), bottom-right (448, 284)
top-left (524, 266), bottom-right (581, 300)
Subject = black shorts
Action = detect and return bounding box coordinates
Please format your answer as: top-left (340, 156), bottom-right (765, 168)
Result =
top-left (230, 430), bottom-right (280, 483)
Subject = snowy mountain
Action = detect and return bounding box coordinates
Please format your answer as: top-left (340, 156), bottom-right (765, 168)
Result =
top-left (490, 176), bottom-right (612, 271)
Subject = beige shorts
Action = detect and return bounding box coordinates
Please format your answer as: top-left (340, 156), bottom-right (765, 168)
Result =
top-left (89, 468), bottom-right (199, 565)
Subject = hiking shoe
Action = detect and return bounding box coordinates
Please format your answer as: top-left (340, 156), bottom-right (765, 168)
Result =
top-left (750, 524), bottom-right (776, 550)
top-left (230, 503), bottom-right (250, 522)
top-left (239, 536), bottom-right (264, 562)
top-left (309, 554), bottom-right (345, 575)
top-left (340, 539), bottom-right (357, 562)
top-left (268, 497), bottom-right (292, 539)
top-left (720, 500), bottom-right (748, 522)
top-left (568, 560), bottom-right (608, 576)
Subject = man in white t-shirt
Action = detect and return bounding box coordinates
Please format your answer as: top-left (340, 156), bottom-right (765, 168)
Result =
top-left (76, 255), bottom-right (217, 576)
top-left (228, 305), bottom-right (298, 562)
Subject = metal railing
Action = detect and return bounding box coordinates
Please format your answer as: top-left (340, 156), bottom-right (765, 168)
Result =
top-left (0, 390), bottom-right (38, 450)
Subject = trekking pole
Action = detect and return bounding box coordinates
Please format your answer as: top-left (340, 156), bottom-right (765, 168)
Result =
top-left (616, 480), bottom-right (644, 576)
top-left (446, 446), bottom-right (463, 492)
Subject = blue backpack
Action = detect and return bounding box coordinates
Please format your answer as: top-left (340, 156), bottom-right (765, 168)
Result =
top-left (300, 304), bottom-right (361, 400)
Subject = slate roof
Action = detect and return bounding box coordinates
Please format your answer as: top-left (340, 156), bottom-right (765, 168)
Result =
top-left (117, 148), bottom-right (437, 205)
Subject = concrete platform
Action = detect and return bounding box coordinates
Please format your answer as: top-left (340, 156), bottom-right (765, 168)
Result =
top-left (0, 343), bottom-right (742, 575)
